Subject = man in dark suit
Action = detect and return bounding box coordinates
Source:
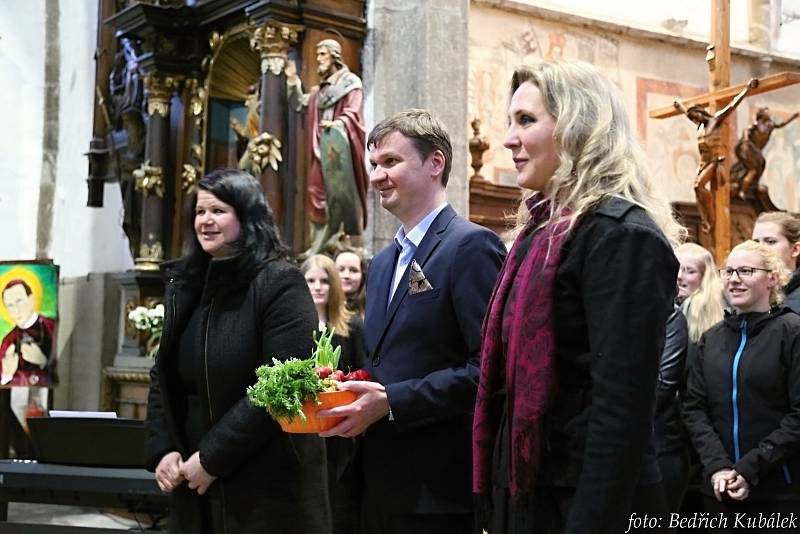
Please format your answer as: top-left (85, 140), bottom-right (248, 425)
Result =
top-left (319, 109), bottom-right (506, 534)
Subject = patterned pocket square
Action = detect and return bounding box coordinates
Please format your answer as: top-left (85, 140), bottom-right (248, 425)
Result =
top-left (408, 259), bottom-right (434, 295)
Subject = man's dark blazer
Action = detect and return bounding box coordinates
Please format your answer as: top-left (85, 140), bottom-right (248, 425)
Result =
top-left (361, 204), bottom-right (506, 514)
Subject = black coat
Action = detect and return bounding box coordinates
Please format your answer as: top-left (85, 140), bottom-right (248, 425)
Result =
top-left (655, 306), bottom-right (690, 454)
top-left (684, 307), bottom-right (800, 501)
top-left (144, 255), bottom-right (331, 534)
top-left (784, 269), bottom-right (800, 314)
top-left (540, 197), bottom-right (679, 533)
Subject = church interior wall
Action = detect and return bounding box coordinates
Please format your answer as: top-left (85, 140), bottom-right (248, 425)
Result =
top-left (469, 1), bottom-right (800, 212)
top-left (0, 0), bottom-right (133, 414)
top-left (0, 1), bottom-right (46, 261)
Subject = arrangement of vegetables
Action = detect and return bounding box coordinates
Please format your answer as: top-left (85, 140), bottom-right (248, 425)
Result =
top-left (247, 327), bottom-right (371, 423)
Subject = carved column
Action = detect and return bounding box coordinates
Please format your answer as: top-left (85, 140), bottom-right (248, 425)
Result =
top-left (135, 73), bottom-right (177, 271)
top-left (250, 22), bottom-right (303, 246)
top-left (174, 76), bottom-right (205, 253)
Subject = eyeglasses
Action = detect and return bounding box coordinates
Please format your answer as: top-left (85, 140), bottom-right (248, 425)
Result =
top-left (718, 266), bottom-right (772, 279)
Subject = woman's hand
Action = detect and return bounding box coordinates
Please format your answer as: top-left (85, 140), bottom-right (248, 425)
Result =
top-left (725, 470), bottom-right (750, 501)
top-left (710, 468), bottom-right (737, 501)
top-left (180, 451), bottom-right (217, 495)
top-left (155, 451), bottom-right (184, 493)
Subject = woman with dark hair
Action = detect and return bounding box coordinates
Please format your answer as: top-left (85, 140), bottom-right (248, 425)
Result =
top-left (144, 169), bottom-right (330, 534)
top-left (334, 247), bottom-right (369, 318)
top-left (473, 62), bottom-right (683, 534)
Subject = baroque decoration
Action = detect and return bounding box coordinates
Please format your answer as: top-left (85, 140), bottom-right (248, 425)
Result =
top-left (137, 240), bottom-right (164, 267)
top-left (250, 23), bottom-right (301, 75)
top-left (133, 161), bottom-right (165, 198)
top-left (182, 163), bottom-right (199, 192)
top-left (246, 132), bottom-right (283, 175)
top-left (143, 74), bottom-right (179, 117)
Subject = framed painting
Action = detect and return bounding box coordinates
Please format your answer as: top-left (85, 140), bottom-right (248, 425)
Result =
top-left (0, 260), bottom-right (59, 388)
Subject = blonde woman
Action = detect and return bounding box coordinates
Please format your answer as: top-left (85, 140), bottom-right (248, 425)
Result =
top-left (473, 61), bottom-right (684, 534)
top-left (654, 243), bottom-right (724, 516)
top-left (752, 211), bottom-right (800, 312)
top-left (301, 254), bottom-right (365, 534)
top-left (684, 241), bottom-right (800, 530)
top-left (676, 243), bottom-right (726, 347)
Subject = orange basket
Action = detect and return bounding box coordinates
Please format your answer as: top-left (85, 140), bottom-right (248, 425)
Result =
top-left (276, 390), bottom-right (358, 434)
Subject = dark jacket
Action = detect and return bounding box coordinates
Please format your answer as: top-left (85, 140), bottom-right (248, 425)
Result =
top-left (684, 307), bottom-right (800, 501)
top-left (540, 197), bottom-right (678, 533)
top-left (144, 254), bottom-right (331, 534)
top-left (363, 205), bottom-right (506, 514)
top-left (784, 269), bottom-right (800, 314)
top-left (655, 306), bottom-right (690, 454)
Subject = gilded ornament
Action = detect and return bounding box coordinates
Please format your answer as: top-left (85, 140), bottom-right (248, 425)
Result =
top-left (247, 132), bottom-right (283, 175)
top-left (182, 163), bottom-right (199, 192)
top-left (209, 31), bottom-right (224, 53)
top-left (144, 74), bottom-right (178, 117)
top-left (250, 23), bottom-right (302, 75)
top-left (190, 143), bottom-right (203, 162)
top-left (133, 161), bottom-right (165, 198)
top-left (135, 241), bottom-right (164, 271)
top-left (186, 78), bottom-right (206, 117)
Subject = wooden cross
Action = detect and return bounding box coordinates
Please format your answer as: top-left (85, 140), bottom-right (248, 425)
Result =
top-left (649, 0), bottom-right (800, 263)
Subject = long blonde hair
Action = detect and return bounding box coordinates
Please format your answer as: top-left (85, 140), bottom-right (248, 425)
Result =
top-left (676, 243), bottom-right (724, 343)
top-left (509, 62), bottom-right (685, 246)
top-left (728, 240), bottom-right (790, 306)
top-left (301, 254), bottom-right (353, 338)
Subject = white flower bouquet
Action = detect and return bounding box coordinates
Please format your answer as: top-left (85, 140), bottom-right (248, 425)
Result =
top-left (128, 304), bottom-right (164, 357)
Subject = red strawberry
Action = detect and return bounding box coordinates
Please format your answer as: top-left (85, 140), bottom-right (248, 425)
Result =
top-left (315, 366), bottom-right (333, 379)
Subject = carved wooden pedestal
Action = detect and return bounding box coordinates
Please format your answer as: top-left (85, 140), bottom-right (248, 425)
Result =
top-left (101, 271), bottom-right (162, 420)
top-left (102, 356), bottom-right (152, 420)
top-left (468, 177), bottom-right (521, 236)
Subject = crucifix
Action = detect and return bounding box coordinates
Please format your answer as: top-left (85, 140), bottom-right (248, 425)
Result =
top-left (649, 0), bottom-right (800, 263)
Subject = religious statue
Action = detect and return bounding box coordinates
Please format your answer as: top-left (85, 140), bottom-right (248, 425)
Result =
top-left (730, 107), bottom-right (799, 200)
top-left (286, 39), bottom-right (369, 254)
top-left (674, 78), bottom-right (758, 233)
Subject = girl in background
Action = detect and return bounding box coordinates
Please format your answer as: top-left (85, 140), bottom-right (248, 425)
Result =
top-left (752, 211), bottom-right (800, 312)
top-left (301, 254), bottom-right (366, 534)
top-left (671, 243), bottom-right (726, 514)
top-left (675, 242), bottom-right (726, 352)
top-left (335, 247), bottom-right (368, 318)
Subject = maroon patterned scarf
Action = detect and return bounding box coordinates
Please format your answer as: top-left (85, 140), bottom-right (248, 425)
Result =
top-left (473, 194), bottom-right (571, 499)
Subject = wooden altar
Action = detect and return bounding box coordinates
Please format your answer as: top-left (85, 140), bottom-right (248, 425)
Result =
top-left (88, 0), bottom-right (367, 418)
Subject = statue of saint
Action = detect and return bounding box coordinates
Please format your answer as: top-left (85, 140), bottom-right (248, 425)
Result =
top-left (674, 78), bottom-right (758, 233)
top-left (730, 107), bottom-right (798, 199)
top-left (287, 39), bottom-right (369, 253)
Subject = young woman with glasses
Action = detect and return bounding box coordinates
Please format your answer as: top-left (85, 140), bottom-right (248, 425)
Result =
top-left (683, 240), bottom-right (800, 531)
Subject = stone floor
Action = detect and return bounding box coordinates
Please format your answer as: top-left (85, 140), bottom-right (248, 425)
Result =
top-left (7, 502), bottom-right (163, 530)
